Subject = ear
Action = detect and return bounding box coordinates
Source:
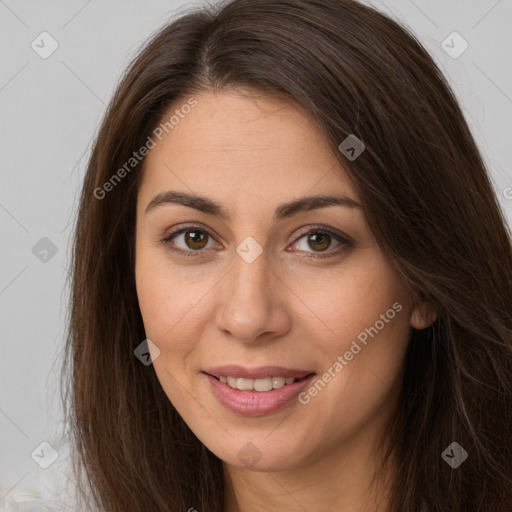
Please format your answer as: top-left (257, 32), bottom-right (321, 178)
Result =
top-left (410, 300), bottom-right (438, 330)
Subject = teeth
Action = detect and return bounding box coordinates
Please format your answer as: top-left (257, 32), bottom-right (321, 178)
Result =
top-left (237, 378), bottom-right (254, 391)
top-left (272, 377), bottom-right (285, 388)
top-left (218, 375), bottom-right (298, 391)
top-left (254, 378), bottom-right (273, 392)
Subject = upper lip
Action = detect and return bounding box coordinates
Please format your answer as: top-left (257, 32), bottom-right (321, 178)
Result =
top-left (202, 365), bottom-right (315, 379)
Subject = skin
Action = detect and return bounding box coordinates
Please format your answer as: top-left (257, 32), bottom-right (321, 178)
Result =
top-left (135, 90), bottom-right (435, 512)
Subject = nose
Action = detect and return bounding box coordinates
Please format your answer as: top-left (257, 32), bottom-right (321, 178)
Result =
top-left (214, 250), bottom-right (292, 344)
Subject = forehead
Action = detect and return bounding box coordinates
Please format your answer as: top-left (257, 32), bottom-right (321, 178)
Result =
top-left (138, 90), bottom-right (358, 209)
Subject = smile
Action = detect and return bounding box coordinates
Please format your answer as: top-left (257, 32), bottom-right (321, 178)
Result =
top-left (217, 375), bottom-right (297, 391)
top-left (202, 365), bottom-right (316, 416)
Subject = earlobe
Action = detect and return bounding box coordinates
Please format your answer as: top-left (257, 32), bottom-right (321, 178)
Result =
top-left (410, 301), bottom-right (438, 330)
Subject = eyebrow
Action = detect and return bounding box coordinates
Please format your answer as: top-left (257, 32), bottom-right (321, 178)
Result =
top-left (144, 190), bottom-right (362, 221)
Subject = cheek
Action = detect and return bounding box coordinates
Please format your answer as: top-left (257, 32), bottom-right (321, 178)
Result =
top-left (298, 268), bottom-right (410, 445)
top-left (289, 252), bottom-right (410, 355)
top-left (135, 248), bottom-right (209, 355)
top-left (134, 249), bottom-right (211, 411)
top-left (312, 266), bottom-right (410, 411)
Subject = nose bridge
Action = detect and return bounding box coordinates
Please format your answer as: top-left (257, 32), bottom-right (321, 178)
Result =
top-left (215, 247), bottom-right (288, 342)
top-left (232, 249), bottom-right (270, 301)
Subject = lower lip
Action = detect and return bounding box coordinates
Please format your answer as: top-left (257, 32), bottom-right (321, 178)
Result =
top-left (203, 373), bottom-right (316, 416)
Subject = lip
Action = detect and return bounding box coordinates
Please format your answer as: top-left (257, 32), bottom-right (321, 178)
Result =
top-left (202, 365), bottom-right (314, 379)
top-left (203, 370), bottom-right (316, 416)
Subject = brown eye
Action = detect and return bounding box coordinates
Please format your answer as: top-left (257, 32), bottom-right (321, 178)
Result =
top-left (306, 232), bottom-right (331, 251)
top-left (183, 229), bottom-right (209, 250)
top-left (294, 230), bottom-right (340, 253)
top-left (289, 227), bottom-right (353, 258)
top-left (162, 226), bottom-right (217, 254)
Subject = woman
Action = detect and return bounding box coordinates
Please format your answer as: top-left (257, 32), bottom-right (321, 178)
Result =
top-left (4, 0), bottom-right (511, 510)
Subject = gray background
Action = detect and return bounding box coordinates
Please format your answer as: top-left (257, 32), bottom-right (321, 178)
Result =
top-left (1, 0), bottom-right (511, 493)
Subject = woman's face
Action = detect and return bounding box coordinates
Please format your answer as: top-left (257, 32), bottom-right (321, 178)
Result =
top-left (135, 90), bottom-right (429, 471)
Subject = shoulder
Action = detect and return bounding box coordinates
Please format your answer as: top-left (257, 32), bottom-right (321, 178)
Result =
top-left (0, 426), bottom-right (100, 512)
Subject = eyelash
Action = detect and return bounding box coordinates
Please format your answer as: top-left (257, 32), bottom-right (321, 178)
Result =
top-left (159, 223), bottom-right (354, 259)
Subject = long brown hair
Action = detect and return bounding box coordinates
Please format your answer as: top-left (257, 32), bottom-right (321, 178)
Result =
top-left (63, 0), bottom-right (512, 510)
